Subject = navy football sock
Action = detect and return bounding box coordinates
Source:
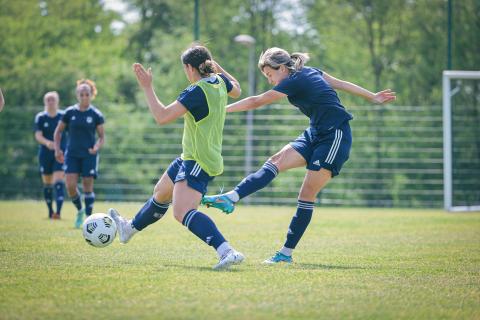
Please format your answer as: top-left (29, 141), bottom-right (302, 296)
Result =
top-left (43, 184), bottom-right (54, 217)
top-left (234, 161), bottom-right (279, 200)
top-left (284, 200), bottom-right (314, 249)
top-left (84, 192), bottom-right (95, 216)
top-left (54, 181), bottom-right (65, 215)
top-left (132, 197), bottom-right (169, 231)
top-left (182, 209), bottom-right (226, 250)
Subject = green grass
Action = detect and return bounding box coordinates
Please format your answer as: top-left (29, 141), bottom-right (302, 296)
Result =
top-left (0, 201), bottom-right (479, 320)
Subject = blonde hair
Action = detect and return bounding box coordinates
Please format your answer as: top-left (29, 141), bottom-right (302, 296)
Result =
top-left (43, 91), bottom-right (59, 103)
top-left (258, 47), bottom-right (309, 73)
top-left (76, 79), bottom-right (97, 99)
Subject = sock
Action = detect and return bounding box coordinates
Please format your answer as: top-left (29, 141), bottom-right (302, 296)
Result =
top-left (71, 191), bottom-right (82, 210)
top-left (43, 184), bottom-right (54, 217)
top-left (54, 181), bottom-right (65, 215)
top-left (132, 197), bottom-right (169, 231)
top-left (224, 191), bottom-right (240, 203)
top-left (182, 209), bottom-right (226, 250)
top-left (283, 200), bottom-right (314, 250)
top-left (279, 247), bottom-right (293, 256)
top-left (84, 192), bottom-right (95, 216)
top-left (234, 161), bottom-right (279, 200)
top-left (216, 241), bottom-right (233, 259)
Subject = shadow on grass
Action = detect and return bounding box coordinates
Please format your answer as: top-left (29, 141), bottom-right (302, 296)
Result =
top-left (293, 263), bottom-right (366, 270)
top-left (159, 263), bottom-right (243, 273)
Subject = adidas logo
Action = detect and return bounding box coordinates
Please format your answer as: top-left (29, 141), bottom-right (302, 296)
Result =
top-left (206, 236), bottom-right (213, 245)
top-left (287, 228), bottom-right (294, 235)
top-left (312, 160), bottom-right (320, 166)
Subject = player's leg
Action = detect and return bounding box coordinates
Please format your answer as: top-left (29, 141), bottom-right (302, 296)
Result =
top-left (109, 172), bottom-right (174, 244)
top-left (173, 160), bottom-right (244, 269)
top-left (52, 162), bottom-right (65, 219)
top-left (265, 123), bottom-right (352, 264)
top-left (108, 158), bottom-right (179, 244)
top-left (81, 154), bottom-right (99, 217)
top-left (41, 174), bottom-right (54, 219)
top-left (202, 143), bottom-right (306, 213)
top-left (264, 169), bottom-right (331, 264)
top-left (82, 177), bottom-right (94, 216)
top-left (39, 152), bottom-right (55, 218)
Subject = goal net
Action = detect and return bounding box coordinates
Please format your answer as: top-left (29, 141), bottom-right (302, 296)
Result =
top-left (443, 70), bottom-right (480, 212)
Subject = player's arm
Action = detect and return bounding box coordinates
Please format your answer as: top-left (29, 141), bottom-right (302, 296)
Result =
top-left (133, 63), bottom-right (188, 125)
top-left (53, 121), bottom-right (66, 163)
top-left (35, 131), bottom-right (54, 150)
top-left (226, 90), bottom-right (286, 113)
top-left (89, 124), bottom-right (105, 155)
top-left (0, 88), bottom-right (4, 112)
top-left (212, 61), bottom-right (241, 98)
top-left (322, 72), bottom-right (396, 104)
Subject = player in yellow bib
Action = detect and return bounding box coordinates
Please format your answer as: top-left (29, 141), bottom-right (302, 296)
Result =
top-left (108, 45), bottom-right (244, 270)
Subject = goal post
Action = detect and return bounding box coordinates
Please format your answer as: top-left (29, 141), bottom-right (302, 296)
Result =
top-left (442, 70), bottom-right (480, 212)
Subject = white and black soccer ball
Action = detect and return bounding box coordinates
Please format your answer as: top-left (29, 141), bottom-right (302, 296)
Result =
top-left (82, 213), bottom-right (117, 247)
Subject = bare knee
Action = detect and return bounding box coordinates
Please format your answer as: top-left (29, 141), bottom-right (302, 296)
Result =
top-left (172, 206), bottom-right (187, 223)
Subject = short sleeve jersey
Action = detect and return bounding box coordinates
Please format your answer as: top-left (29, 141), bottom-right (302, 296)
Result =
top-left (34, 110), bottom-right (66, 153)
top-left (177, 73), bottom-right (233, 122)
top-left (61, 104), bottom-right (104, 157)
top-left (273, 66), bottom-right (353, 134)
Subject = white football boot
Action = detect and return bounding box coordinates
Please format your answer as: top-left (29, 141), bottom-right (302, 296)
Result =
top-left (108, 208), bottom-right (137, 244)
top-left (213, 249), bottom-right (245, 270)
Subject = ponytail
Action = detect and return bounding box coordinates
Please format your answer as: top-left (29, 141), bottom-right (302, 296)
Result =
top-left (290, 52), bottom-right (309, 71)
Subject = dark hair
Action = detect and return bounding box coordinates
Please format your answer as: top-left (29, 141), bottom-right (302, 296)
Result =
top-left (181, 45), bottom-right (216, 77)
top-left (76, 78), bottom-right (97, 99)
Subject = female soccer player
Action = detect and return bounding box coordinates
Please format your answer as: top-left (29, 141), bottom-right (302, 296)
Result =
top-left (54, 79), bottom-right (105, 228)
top-left (34, 91), bottom-right (65, 219)
top-left (108, 45), bottom-right (244, 270)
top-left (202, 47), bottom-right (396, 264)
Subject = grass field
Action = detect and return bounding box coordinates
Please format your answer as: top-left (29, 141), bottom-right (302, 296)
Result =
top-left (0, 201), bottom-right (479, 319)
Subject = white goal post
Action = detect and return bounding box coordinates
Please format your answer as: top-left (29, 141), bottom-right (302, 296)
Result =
top-left (442, 70), bottom-right (480, 212)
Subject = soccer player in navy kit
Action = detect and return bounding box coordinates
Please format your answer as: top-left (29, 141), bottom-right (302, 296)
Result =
top-left (203, 47), bottom-right (396, 264)
top-left (54, 80), bottom-right (105, 228)
top-left (108, 45), bottom-right (245, 269)
top-left (34, 91), bottom-right (66, 219)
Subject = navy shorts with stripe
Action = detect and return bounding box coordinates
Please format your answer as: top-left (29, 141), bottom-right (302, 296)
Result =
top-left (166, 157), bottom-right (214, 195)
top-left (38, 150), bottom-right (64, 175)
top-left (290, 121), bottom-right (352, 177)
top-left (64, 152), bottom-right (99, 178)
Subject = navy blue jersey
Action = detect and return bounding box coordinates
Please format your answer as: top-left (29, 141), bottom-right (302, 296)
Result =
top-left (34, 110), bottom-right (66, 152)
top-left (62, 105), bottom-right (105, 157)
top-left (177, 73), bottom-right (233, 122)
top-left (273, 66), bottom-right (353, 134)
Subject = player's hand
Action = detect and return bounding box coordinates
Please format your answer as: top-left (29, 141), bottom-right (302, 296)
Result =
top-left (46, 141), bottom-right (55, 150)
top-left (88, 145), bottom-right (99, 155)
top-left (371, 89), bottom-right (396, 104)
top-left (133, 63), bottom-right (153, 88)
top-left (55, 149), bottom-right (64, 163)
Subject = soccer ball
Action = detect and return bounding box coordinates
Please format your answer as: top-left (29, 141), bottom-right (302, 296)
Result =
top-left (82, 213), bottom-right (117, 247)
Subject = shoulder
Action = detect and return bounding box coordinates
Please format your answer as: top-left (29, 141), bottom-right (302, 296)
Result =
top-left (179, 84), bottom-right (203, 99)
top-left (64, 105), bottom-right (77, 114)
top-left (34, 111), bottom-right (45, 121)
top-left (90, 106), bottom-right (104, 117)
top-left (58, 109), bottom-right (65, 115)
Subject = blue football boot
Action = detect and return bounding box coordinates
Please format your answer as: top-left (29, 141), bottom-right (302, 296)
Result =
top-left (201, 194), bottom-right (235, 214)
top-left (74, 208), bottom-right (85, 229)
top-left (263, 251), bottom-right (293, 264)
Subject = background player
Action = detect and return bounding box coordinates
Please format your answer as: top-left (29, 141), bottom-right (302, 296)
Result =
top-left (203, 47), bottom-right (396, 264)
top-left (108, 45), bottom-right (244, 270)
top-left (54, 80), bottom-right (105, 228)
top-left (34, 91), bottom-right (65, 219)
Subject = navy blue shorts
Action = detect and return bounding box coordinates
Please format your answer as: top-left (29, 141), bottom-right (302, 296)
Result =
top-left (290, 121), bottom-right (352, 177)
top-left (38, 150), bottom-right (63, 175)
top-left (166, 157), bottom-right (214, 195)
top-left (64, 152), bottom-right (99, 178)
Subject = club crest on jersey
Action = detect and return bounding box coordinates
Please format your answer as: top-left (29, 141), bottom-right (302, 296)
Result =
top-left (86, 116), bottom-right (93, 123)
top-left (72, 116), bottom-right (76, 121)
top-left (44, 123), bottom-right (49, 127)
